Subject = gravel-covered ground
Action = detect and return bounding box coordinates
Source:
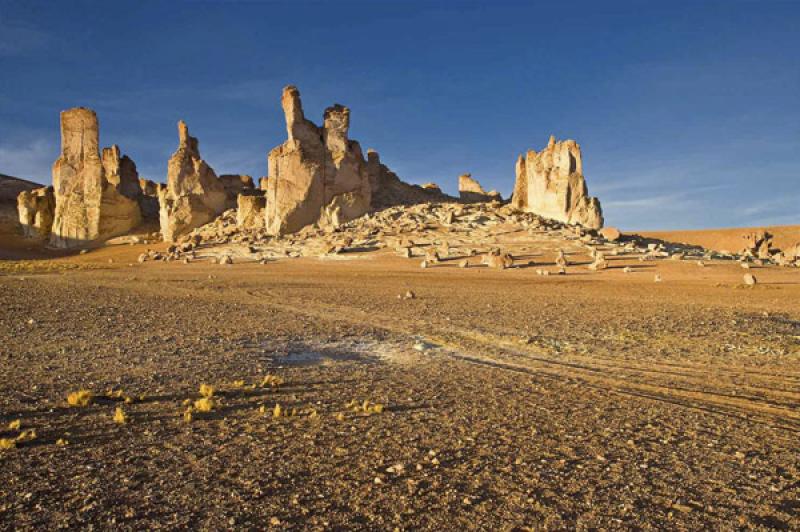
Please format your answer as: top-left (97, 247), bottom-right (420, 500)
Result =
top-left (1, 246), bottom-right (799, 530)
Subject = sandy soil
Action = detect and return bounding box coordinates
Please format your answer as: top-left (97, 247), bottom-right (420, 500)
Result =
top-left (639, 225), bottom-right (800, 254)
top-left (1, 242), bottom-right (799, 530)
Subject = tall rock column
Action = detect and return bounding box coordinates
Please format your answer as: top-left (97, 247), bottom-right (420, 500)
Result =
top-left (50, 108), bottom-right (142, 248)
top-left (510, 136), bottom-right (603, 229)
top-left (265, 86), bottom-right (371, 235)
top-left (158, 121), bottom-right (226, 242)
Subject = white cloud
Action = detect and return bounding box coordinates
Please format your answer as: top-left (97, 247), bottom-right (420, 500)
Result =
top-left (0, 138), bottom-right (56, 184)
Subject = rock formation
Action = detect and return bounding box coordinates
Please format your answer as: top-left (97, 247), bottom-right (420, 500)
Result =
top-left (2, 173), bottom-right (43, 235)
top-left (158, 121), bottom-right (226, 242)
top-left (138, 179), bottom-right (162, 221)
top-left (265, 86), bottom-right (372, 235)
top-left (511, 136), bottom-right (603, 230)
top-left (367, 150), bottom-right (451, 209)
top-left (237, 192), bottom-right (266, 230)
top-left (17, 186), bottom-right (55, 239)
top-left (219, 174), bottom-right (255, 210)
top-left (50, 108), bottom-right (142, 248)
top-left (459, 173), bottom-right (497, 203)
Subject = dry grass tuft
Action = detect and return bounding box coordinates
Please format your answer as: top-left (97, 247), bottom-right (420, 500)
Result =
top-left (183, 409), bottom-right (193, 423)
top-left (113, 406), bottom-right (128, 424)
top-left (273, 403), bottom-right (283, 418)
top-left (67, 390), bottom-right (93, 407)
top-left (0, 438), bottom-right (16, 450)
top-left (56, 438), bottom-right (69, 446)
top-left (261, 375), bottom-right (285, 388)
top-left (8, 419), bottom-right (21, 431)
top-left (15, 429), bottom-right (36, 443)
top-left (194, 397), bottom-right (217, 413)
top-left (199, 384), bottom-right (216, 398)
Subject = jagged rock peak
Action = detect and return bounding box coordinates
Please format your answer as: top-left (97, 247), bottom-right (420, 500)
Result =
top-left (511, 136), bottom-right (602, 230)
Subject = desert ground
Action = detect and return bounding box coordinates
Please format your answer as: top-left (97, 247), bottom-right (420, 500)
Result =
top-left (1, 231), bottom-right (799, 530)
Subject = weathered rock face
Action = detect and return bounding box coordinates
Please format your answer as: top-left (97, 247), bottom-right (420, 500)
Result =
top-left (158, 121), bottom-right (226, 242)
top-left (1, 173), bottom-right (43, 234)
top-left (459, 173), bottom-right (497, 203)
top-left (265, 86), bottom-right (373, 235)
top-left (367, 150), bottom-right (452, 209)
top-left (511, 136), bottom-right (603, 229)
top-left (259, 176), bottom-right (269, 191)
top-left (50, 108), bottom-right (142, 248)
top-left (138, 179), bottom-right (161, 220)
top-left (237, 192), bottom-right (266, 230)
top-left (17, 186), bottom-right (55, 239)
top-left (220, 174), bottom-right (255, 210)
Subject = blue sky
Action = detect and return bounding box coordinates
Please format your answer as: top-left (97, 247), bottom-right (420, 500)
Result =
top-left (1, 0), bottom-right (797, 230)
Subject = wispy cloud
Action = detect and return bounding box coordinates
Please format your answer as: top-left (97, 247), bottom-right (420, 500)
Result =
top-left (0, 138), bottom-right (56, 183)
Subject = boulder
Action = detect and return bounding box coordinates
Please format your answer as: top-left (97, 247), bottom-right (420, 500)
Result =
top-left (599, 227), bottom-right (621, 242)
top-left (511, 136), bottom-right (603, 229)
top-left (459, 173), bottom-right (495, 203)
top-left (219, 174), bottom-right (255, 210)
top-left (158, 121), bottom-right (226, 242)
top-left (50, 108), bottom-right (142, 248)
top-left (237, 192), bottom-right (266, 230)
top-left (17, 186), bottom-right (55, 239)
top-left (265, 86), bottom-right (372, 235)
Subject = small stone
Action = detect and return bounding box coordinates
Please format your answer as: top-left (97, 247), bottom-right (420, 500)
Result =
top-left (743, 273), bottom-right (757, 286)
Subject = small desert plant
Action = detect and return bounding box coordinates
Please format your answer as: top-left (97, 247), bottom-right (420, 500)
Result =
top-left (15, 429), bottom-right (36, 443)
top-left (194, 397), bottom-right (217, 412)
top-left (231, 380), bottom-right (245, 388)
top-left (183, 409), bottom-right (193, 423)
top-left (113, 406), bottom-right (128, 424)
top-left (0, 438), bottom-right (16, 450)
top-left (273, 403), bottom-right (283, 418)
top-left (335, 412), bottom-right (346, 422)
top-left (56, 438), bottom-right (69, 446)
top-left (199, 384), bottom-right (215, 398)
top-left (67, 390), bottom-right (93, 407)
top-left (8, 419), bottom-right (21, 431)
top-left (261, 375), bottom-right (284, 388)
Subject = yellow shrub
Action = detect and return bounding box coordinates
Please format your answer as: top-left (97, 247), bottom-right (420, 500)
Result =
top-left (56, 438), bottom-right (69, 446)
top-left (15, 429), bottom-right (36, 443)
top-left (67, 390), bottom-right (93, 407)
top-left (8, 420), bottom-right (21, 431)
top-left (261, 375), bottom-right (285, 388)
top-left (194, 397), bottom-right (216, 412)
top-left (0, 438), bottom-right (16, 450)
top-left (199, 384), bottom-right (215, 398)
top-left (113, 407), bottom-right (127, 424)
top-left (273, 403), bottom-right (283, 418)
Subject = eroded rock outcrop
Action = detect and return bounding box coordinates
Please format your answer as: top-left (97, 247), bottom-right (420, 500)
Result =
top-left (459, 173), bottom-right (498, 203)
top-left (265, 86), bottom-right (372, 235)
top-left (220, 174), bottom-right (255, 210)
top-left (367, 150), bottom-right (451, 209)
top-left (158, 121), bottom-right (226, 242)
top-left (50, 108), bottom-right (142, 248)
top-left (237, 192), bottom-right (266, 230)
top-left (138, 179), bottom-right (161, 220)
top-left (17, 186), bottom-right (55, 239)
top-left (511, 136), bottom-right (603, 230)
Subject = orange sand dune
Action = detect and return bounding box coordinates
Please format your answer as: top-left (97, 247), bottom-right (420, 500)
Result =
top-left (636, 225), bottom-right (800, 253)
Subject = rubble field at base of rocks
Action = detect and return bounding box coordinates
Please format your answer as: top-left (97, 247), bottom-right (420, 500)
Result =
top-left (134, 201), bottom-right (798, 271)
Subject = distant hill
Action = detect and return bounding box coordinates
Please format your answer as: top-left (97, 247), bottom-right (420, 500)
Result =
top-left (638, 225), bottom-right (800, 254)
top-left (0, 173), bottom-right (44, 234)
